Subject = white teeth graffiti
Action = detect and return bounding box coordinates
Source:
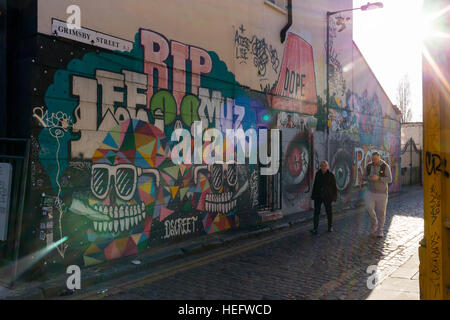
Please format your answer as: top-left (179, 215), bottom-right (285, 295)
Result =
top-left (91, 214), bottom-right (148, 233)
top-left (205, 192), bottom-right (237, 214)
top-left (95, 203), bottom-right (145, 217)
top-left (89, 202), bottom-right (148, 234)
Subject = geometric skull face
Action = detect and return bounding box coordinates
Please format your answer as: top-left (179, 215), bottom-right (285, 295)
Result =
top-left (192, 159), bottom-right (253, 235)
top-left (193, 140), bottom-right (256, 218)
top-left (195, 163), bottom-right (240, 215)
top-left (86, 119), bottom-right (167, 234)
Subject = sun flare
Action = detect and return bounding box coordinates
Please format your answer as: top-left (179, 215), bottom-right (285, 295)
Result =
top-left (420, 5), bottom-right (450, 42)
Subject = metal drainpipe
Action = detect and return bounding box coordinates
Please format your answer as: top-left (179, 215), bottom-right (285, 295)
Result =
top-left (326, 12), bottom-right (331, 163)
top-left (280, 0), bottom-right (292, 43)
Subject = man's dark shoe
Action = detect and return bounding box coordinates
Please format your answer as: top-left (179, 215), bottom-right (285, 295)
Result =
top-left (327, 227), bottom-right (334, 232)
top-left (310, 229), bottom-right (318, 235)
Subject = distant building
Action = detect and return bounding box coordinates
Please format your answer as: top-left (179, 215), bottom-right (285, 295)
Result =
top-left (401, 122), bottom-right (423, 149)
top-left (401, 122), bottom-right (423, 185)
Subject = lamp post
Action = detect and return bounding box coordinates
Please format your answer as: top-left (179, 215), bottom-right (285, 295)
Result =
top-left (325, 2), bottom-right (383, 160)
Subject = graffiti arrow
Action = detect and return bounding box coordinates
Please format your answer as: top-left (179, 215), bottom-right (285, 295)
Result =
top-left (56, 243), bottom-right (68, 258)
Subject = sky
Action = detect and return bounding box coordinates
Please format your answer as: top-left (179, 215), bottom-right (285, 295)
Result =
top-left (353, 0), bottom-right (424, 122)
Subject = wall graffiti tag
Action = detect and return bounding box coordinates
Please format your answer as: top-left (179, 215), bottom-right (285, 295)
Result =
top-left (327, 17), bottom-right (346, 97)
top-left (429, 184), bottom-right (440, 225)
top-left (430, 231), bottom-right (441, 297)
top-left (33, 106), bottom-right (73, 257)
top-left (234, 24), bottom-right (280, 76)
top-left (425, 151), bottom-right (449, 178)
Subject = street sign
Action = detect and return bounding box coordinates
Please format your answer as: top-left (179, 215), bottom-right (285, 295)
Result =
top-left (0, 163), bottom-right (12, 241)
top-left (51, 18), bottom-right (133, 52)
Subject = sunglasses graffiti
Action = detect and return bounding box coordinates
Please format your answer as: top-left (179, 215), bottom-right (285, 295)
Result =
top-left (90, 164), bottom-right (159, 202)
top-left (68, 120), bottom-right (165, 236)
top-left (64, 120), bottom-right (169, 262)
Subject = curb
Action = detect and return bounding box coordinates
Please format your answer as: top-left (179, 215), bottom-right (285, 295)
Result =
top-left (8, 188), bottom-right (414, 299)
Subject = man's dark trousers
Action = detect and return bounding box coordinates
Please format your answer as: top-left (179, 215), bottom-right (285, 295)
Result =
top-left (313, 198), bottom-right (332, 230)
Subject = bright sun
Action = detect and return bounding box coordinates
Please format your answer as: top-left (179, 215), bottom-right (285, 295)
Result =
top-left (421, 3), bottom-right (450, 94)
top-left (422, 5), bottom-right (450, 40)
top-left (353, 0), bottom-right (449, 121)
top-left (420, 5), bottom-right (450, 42)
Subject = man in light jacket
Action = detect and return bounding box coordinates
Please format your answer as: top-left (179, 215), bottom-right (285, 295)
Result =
top-left (363, 151), bottom-right (392, 238)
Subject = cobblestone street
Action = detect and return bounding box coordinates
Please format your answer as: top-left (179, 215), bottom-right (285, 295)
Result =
top-left (67, 186), bottom-right (424, 300)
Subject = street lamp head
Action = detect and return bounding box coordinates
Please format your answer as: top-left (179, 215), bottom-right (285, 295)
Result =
top-left (327, 2), bottom-right (383, 16)
top-left (361, 2), bottom-right (384, 11)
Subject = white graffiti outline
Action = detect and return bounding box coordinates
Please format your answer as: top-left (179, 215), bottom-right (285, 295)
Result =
top-left (33, 106), bottom-right (72, 257)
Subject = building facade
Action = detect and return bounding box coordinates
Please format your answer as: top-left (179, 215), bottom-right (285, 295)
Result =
top-left (0, 0), bottom-right (401, 270)
top-left (401, 122), bottom-right (423, 185)
top-left (402, 122), bottom-right (423, 149)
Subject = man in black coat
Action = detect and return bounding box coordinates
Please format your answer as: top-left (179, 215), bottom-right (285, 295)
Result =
top-left (310, 160), bottom-right (338, 234)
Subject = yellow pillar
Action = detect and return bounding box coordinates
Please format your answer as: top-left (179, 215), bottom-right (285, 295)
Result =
top-left (420, 0), bottom-right (450, 300)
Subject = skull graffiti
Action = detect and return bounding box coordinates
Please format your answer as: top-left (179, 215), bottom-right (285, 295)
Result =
top-left (194, 163), bottom-right (241, 214)
top-left (69, 119), bottom-right (168, 234)
top-left (192, 158), bottom-right (255, 234)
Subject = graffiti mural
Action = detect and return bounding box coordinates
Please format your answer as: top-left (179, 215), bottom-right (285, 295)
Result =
top-left (29, 18), bottom-right (400, 268)
top-left (327, 88), bottom-right (401, 204)
top-left (329, 134), bottom-right (356, 202)
top-left (32, 27), bottom-right (314, 266)
top-left (281, 128), bottom-right (314, 213)
top-left (270, 33), bottom-right (319, 214)
top-left (271, 33), bottom-right (318, 115)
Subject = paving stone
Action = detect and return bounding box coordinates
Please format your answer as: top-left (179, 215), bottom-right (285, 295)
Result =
top-left (366, 288), bottom-right (419, 300)
top-left (390, 255), bottom-right (420, 279)
top-left (376, 277), bottom-right (420, 293)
